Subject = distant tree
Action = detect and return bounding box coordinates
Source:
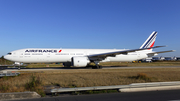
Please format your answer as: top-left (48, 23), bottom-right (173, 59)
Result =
top-left (0, 56), bottom-right (4, 59)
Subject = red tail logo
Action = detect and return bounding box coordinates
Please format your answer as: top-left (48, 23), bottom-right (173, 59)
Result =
top-left (148, 41), bottom-right (155, 50)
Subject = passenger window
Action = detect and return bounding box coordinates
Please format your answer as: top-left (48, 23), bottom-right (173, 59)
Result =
top-left (70, 53), bottom-right (75, 55)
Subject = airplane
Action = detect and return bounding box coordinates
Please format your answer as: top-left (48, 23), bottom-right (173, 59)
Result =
top-left (4, 31), bottom-right (174, 69)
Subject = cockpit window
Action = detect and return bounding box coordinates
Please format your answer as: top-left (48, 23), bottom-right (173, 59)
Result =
top-left (7, 53), bottom-right (12, 55)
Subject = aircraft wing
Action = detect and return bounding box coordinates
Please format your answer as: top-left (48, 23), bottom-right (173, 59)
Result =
top-left (88, 46), bottom-right (165, 61)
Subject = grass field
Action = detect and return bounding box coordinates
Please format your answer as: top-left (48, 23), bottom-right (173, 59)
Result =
top-left (1, 61), bottom-right (180, 96)
top-left (1, 68), bottom-right (180, 94)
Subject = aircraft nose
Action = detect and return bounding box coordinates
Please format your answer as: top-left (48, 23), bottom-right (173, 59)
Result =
top-left (4, 55), bottom-right (8, 60)
top-left (4, 55), bottom-right (11, 60)
top-left (4, 52), bottom-right (12, 60)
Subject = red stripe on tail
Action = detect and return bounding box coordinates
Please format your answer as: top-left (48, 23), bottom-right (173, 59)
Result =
top-left (150, 41), bottom-right (155, 47)
top-left (148, 41), bottom-right (155, 50)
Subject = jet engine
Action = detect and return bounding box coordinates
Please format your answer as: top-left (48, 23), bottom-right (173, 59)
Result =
top-left (72, 57), bottom-right (90, 67)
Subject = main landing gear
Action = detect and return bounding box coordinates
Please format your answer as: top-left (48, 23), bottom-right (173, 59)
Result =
top-left (94, 61), bottom-right (102, 69)
top-left (96, 65), bottom-right (102, 69)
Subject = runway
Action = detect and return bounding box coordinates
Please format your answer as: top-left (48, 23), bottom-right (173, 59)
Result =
top-left (1, 66), bottom-right (180, 72)
top-left (13, 89), bottom-right (180, 101)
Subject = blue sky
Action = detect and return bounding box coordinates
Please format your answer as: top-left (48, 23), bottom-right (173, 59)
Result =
top-left (0, 0), bottom-right (180, 57)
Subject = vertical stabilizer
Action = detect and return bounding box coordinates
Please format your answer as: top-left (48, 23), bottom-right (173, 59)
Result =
top-left (140, 31), bottom-right (157, 49)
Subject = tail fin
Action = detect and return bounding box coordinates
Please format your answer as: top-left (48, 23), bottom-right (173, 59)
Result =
top-left (140, 31), bottom-right (157, 49)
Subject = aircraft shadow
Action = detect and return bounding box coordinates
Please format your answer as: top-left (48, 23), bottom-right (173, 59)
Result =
top-left (5, 67), bottom-right (92, 70)
top-left (4, 65), bottom-right (127, 70)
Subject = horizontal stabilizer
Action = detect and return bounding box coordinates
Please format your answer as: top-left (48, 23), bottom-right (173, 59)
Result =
top-left (147, 45), bottom-right (166, 49)
top-left (153, 50), bottom-right (175, 54)
top-left (148, 50), bottom-right (175, 56)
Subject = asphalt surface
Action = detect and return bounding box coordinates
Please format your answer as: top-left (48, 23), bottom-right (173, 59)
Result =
top-left (13, 90), bottom-right (180, 101)
top-left (1, 66), bottom-right (180, 72)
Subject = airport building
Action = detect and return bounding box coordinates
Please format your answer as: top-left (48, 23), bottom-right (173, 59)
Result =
top-left (142, 56), bottom-right (180, 62)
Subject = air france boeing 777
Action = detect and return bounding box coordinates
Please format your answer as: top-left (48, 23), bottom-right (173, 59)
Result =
top-left (4, 31), bottom-right (174, 69)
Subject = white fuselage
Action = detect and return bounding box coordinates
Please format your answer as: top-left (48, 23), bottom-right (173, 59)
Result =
top-left (4, 48), bottom-right (150, 63)
top-left (4, 31), bottom-right (173, 68)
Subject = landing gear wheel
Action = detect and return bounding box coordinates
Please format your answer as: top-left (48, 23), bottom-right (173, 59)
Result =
top-left (96, 65), bottom-right (102, 69)
top-left (93, 61), bottom-right (103, 69)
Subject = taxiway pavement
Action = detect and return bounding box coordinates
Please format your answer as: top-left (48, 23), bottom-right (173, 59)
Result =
top-left (1, 66), bottom-right (180, 72)
top-left (12, 89), bottom-right (180, 101)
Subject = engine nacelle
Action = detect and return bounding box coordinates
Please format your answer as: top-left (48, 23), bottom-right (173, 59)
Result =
top-left (72, 57), bottom-right (90, 67)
